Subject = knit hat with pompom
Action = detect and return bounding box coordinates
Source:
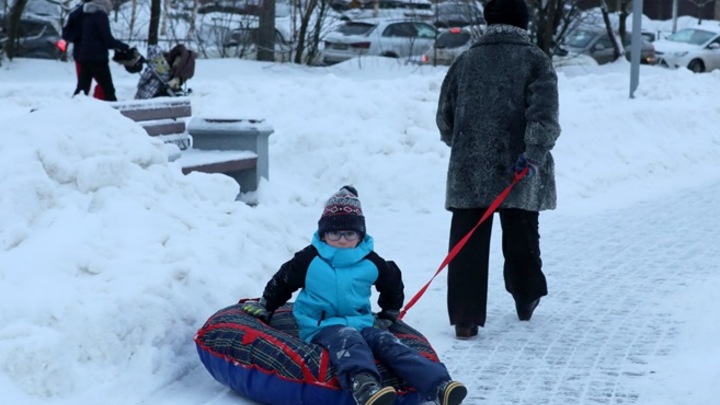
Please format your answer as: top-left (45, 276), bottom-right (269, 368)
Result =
top-left (318, 185), bottom-right (365, 235)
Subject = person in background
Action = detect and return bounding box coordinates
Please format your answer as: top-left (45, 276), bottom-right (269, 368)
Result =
top-left (241, 186), bottom-right (468, 405)
top-left (72, 0), bottom-right (129, 101)
top-left (60, 0), bottom-right (104, 100)
top-left (435, 0), bottom-right (561, 339)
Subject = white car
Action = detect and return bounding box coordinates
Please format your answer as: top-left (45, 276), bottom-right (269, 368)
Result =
top-left (322, 18), bottom-right (437, 65)
top-left (338, 0), bottom-right (434, 21)
top-left (653, 25), bottom-right (720, 73)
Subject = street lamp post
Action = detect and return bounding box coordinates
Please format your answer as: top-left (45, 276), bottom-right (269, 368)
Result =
top-left (629, 0), bottom-right (644, 98)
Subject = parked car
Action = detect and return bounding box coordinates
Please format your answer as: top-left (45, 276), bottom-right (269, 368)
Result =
top-left (559, 25), bottom-right (655, 65)
top-left (0, 14), bottom-right (62, 60)
top-left (432, 0), bottom-right (484, 28)
top-left (222, 26), bottom-right (294, 62)
top-left (196, 0), bottom-right (261, 15)
top-left (195, 13), bottom-right (303, 61)
top-left (322, 18), bottom-right (437, 65)
top-left (418, 26), bottom-right (481, 66)
top-left (337, 0), bottom-right (434, 21)
top-left (653, 25), bottom-right (720, 73)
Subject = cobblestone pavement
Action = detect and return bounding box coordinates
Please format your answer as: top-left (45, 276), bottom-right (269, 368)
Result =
top-left (435, 180), bottom-right (719, 405)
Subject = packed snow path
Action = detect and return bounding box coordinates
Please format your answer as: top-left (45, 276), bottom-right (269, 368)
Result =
top-left (436, 180), bottom-right (718, 405)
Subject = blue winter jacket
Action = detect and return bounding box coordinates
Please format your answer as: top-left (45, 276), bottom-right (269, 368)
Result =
top-left (261, 232), bottom-right (404, 342)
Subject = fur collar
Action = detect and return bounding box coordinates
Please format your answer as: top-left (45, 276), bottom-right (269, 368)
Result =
top-left (84, 0), bottom-right (112, 14)
top-left (483, 24), bottom-right (531, 41)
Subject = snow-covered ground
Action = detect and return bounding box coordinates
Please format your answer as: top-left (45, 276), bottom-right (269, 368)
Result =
top-left (1, 52), bottom-right (719, 405)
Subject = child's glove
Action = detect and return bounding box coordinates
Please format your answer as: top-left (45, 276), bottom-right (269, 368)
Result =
top-left (241, 300), bottom-right (271, 323)
top-left (511, 154), bottom-right (540, 177)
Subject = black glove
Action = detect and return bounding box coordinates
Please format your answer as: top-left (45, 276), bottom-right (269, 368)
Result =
top-left (511, 154), bottom-right (540, 177)
top-left (373, 315), bottom-right (392, 330)
top-left (374, 310), bottom-right (399, 329)
top-left (377, 310), bottom-right (399, 323)
top-left (241, 299), bottom-right (272, 323)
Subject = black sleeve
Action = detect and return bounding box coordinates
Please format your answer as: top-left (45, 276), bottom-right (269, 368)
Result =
top-left (62, 8), bottom-right (82, 42)
top-left (261, 245), bottom-right (317, 313)
top-left (367, 252), bottom-right (404, 311)
top-left (98, 13), bottom-right (128, 51)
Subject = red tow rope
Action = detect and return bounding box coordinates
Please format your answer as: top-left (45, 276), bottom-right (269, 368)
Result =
top-left (398, 169), bottom-right (528, 320)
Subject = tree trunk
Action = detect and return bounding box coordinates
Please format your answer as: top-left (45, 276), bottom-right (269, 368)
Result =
top-left (5, 0), bottom-right (30, 60)
top-left (149, 0), bottom-right (161, 45)
top-left (600, 0), bottom-right (622, 61)
top-left (257, 0), bottom-right (277, 61)
top-left (189, 0), bottom-right (198, 39)
top-left (130, 0), bottom-right (138, 40)
top-left (161, 0), bottom-right (170, 36)
top-left (531, 0), bottom-right (562, 57)
top-left (618, 0), bottom-right (630, 42)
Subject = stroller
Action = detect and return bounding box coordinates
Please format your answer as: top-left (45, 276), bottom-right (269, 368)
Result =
top-left (115, 44), bottom-right (198, 99)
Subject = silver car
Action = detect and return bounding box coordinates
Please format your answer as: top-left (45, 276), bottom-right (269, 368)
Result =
top-left (432, 1), bottom-right (485, 28)
top-left (0, 14), bottom-right (63, 60)
top-left (322, 18), bottom-right (437, 65)
top-left (560, 26), bottom-right (655, 65)
top-left (222, 27), bottom-right (294, 62)
top-left (418, 27), bottom-right (482, 66)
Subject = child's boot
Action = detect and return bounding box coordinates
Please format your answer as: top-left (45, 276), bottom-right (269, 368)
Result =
top-left (351, 372), bottom-right (396, 405)
top-left (436, 380), bottom-right (467, 405)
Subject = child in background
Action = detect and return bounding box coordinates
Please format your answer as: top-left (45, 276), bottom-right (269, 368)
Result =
top-left (241, 186), bottom-right (467, 405)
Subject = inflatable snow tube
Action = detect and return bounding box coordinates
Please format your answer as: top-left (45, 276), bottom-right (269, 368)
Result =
top-left (195, 301), bottom-right (442, 405)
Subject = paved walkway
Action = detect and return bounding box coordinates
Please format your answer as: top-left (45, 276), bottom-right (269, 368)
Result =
top-left (437, 180), bottom-right (719, 405)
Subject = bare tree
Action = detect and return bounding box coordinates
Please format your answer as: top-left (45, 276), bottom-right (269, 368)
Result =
top-left (533, 0), bottom-right (559, 55)
top-left (530, 0), bottom-right (581, 56)
top-left (294, 0), bottom-right (318, 63)
top-left (3, 0), bottom-right (30, 60)
top-left (189, 0), bottom-right (198, 38)
top-left (290, 0), bottom-right (335, 64)
top-left (551, 0), bottom-right (580, 48)
top-left (129, 0), bottom-right (138, 37)
top-left (305, 0), bottom-right (329, 65)
top-left (685, 0), bottom-right (715, 24)
top-left (599, 0), bottom-right (622, 60)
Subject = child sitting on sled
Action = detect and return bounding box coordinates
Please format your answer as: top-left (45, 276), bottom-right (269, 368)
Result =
top-left (241, 186), bottom-right (468, 405)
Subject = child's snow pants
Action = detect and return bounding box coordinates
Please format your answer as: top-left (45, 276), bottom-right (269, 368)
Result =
top-left (311, 325), bottom-right (450, 400)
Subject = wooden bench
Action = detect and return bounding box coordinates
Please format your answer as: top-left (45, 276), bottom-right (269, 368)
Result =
top-left (113, 97), bottom-right (194, 150)
top-left (112, 99), bottom-right (272, 196)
